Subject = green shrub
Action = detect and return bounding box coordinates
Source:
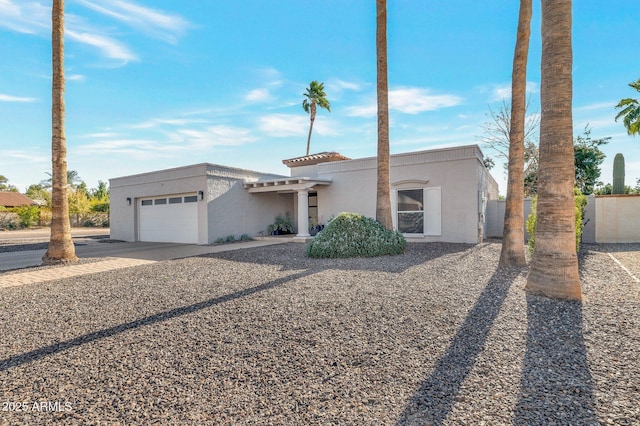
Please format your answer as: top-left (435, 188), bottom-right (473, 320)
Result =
top-left (13, 206), bottom-right (39, 228)
top-left (240, 234), bottom-right (251, 241)
top-left (307, 212), bottom-right (406, 258)
top-left (526, 188), bottom-right (587, 254)
top-left (90, 200), bottom-right (110, 213)
top-left (526, 197), bottom-right (537, 255)
top-left (215, 237), bottom-right (225, 244)
top-left (267, 212), bottom-right (296, 235)
top-left (574, 188), bottom-right (588, 249)
top-left (225, 234), bottom-right (236, 243)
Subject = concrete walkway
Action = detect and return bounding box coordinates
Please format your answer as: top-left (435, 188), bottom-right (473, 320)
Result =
top-left (0, 239), bottom-right (289, 288)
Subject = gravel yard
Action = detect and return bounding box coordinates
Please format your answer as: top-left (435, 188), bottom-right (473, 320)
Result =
top-left (0, 242), bottom-right (638, 425)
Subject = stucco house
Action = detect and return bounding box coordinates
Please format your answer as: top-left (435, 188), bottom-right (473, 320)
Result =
top-left (109, 145), bottom-right (498, 245)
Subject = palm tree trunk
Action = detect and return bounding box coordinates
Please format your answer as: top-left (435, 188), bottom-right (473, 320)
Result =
top-left (43, 0), bottom-right (77, 265)
top-left (525, 0), bottom-right (580, 300)
top-left (375, 0), bottom-right (393, 230)
top-left (500, 0), bottom-right (531, 267)
top-left (306, 103), bottom-right (316, 156)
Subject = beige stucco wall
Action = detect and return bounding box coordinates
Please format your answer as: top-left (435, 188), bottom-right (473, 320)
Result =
top-left (207, 176), bottom-right (293, 240)
top-left (595, 195), bottom-right (640, 243)
top-left (110, 163), bottom-right (286, 243)
top-left (111, 146), bottom-right (499, 245)
top-left (110, 164), bottom-right (209, 243)
top-left (305, 145), bottom-right (496, 244)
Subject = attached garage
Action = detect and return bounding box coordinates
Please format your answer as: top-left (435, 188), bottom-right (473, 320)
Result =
top-left (138, 194), bottom-right (199, 244)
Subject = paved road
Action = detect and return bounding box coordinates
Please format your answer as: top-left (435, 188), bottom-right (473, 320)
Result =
top-left (0, 227), bottom-right (109, 243)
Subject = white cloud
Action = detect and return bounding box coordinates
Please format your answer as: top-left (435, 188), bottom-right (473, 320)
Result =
top-left (257, 67), bottom-right (284, 85)
top-left (259, 114), bottom-right (307, 137)
top-left (0, 0), bottom-right (49, 34)
top-left (575, 101), bottom-right (617, 112)
top-left (131, 117), bottom-right (211, 129)
top-left (326, 79), bottom-right (364, 94)
top-left (492, 85), bottom-right (512, 101)
top-left (312, 118), bottom-right (341, 137)
top-left (490, 81), bottom-right (540, 102)
top-left (82, 132), bottom-right (120, 138)
top-left (345, 103), bottom-right (377, 118)
top-left (526, 81), bottom-right (540, 95)
top-left (259, 113), bottom-right (339, 138)
top-left (391, 87), bottom-right (462, 114)
top-left (0, 94), bottom-right (37, 102)
top-left (77, 0), bottom-right (191, 44)
top-left (0, 149), bottom-right (48, 164)
top-left (346, 87), bottom-right (462, 118)
top-left (245, 88), bottom-right (270, 103)
top-left (0, 0), bottom-right (190, 66)
top-left (168, 125), bottom-right (256, 149)
top-left (66, 30), bottom-right (138, 63)
top-left (67, 74), bottom-right (86, 82)
top-left (76, 138), bottom-right (171, 159)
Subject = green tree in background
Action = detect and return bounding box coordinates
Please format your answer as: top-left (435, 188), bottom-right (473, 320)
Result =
top-left (573, 126), bottom-right (610, 195)
top-left (0, 175), bottom-right (18, 192)
top-left (477, 100), bottom-right (540, 197)
top-left (615, 78), bottom-right (640, 136)
top-left (518, 127), bottom-right (609, 196)
top-left (26, 184), bottom-right (52, 207)
top-left (90, 180), bottom-right (109, 200)
top-left (41, 169), bottom-right (81, 189)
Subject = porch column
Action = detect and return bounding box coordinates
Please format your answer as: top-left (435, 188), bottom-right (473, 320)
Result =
top-left (296, 189), bottom-right (310, 237)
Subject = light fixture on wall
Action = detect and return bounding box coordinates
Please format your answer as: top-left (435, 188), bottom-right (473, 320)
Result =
top-left (198, 190), bottom-right (204, 200)
top-left (126, 197), bottom-right (131, 206)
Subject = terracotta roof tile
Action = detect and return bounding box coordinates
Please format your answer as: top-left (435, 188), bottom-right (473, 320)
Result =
top-left (282, 152), bottom-right (351, 167)
top-left (0, 192), bottom-right (36, 207)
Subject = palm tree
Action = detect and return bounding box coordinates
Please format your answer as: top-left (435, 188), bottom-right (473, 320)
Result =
top-left (525, 0), bottom-right (580, 300)
top-left (41, 169), bottom-right (81, 189)
top-left (302, 81), bottom-right (331, 156)
top-left (500, 0), bottom-right (531, 268)
top-left (615, 78), bottom-right (640, 136)
top-left (43, 0), bottom-right (77, 265)
top-left (375, 0), bottom-right (393, 230)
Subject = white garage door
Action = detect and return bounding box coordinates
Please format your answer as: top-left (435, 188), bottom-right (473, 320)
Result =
top-left (138, 194), bottom-right (199, 243)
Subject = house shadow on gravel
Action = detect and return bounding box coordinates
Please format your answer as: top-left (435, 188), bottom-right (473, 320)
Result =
top-left (397, 266), bottom-right (522, 425)
top-left (513, 295), bottom-right (597, 425)
top-left (198, 241), bottom-right (474, 274)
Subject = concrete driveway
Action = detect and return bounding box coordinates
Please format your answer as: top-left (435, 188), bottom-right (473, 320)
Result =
top-left (0, 228), bottom-right (287, 272)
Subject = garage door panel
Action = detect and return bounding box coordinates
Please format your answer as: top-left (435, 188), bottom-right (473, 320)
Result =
top-left (139, 195), bottom-right (198, 244)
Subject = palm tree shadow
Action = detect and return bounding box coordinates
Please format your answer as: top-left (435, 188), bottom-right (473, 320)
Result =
top-left (397, 267), bottom-right (521, 425)
top-left (513, 295), bottom-right (597, 425)
top-left (0, 270), bottom-right (311, 372)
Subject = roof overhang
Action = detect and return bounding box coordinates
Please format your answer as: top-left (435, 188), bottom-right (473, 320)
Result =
top-left (282, 152), bottom-right (350, 167)
top-left (243, 177), bottom-right (332, 193)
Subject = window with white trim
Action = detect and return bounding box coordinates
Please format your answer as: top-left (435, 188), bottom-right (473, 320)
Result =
top-left (397, 189), bottom-right (424, 234)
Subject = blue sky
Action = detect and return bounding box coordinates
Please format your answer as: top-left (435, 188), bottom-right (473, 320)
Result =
top-left (0, 0), bottom-right (638, 195)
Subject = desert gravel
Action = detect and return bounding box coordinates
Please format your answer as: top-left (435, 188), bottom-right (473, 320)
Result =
top-left (0, 242), bottom-right (638, 425)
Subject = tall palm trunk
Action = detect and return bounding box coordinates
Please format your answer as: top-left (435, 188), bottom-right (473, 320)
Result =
top-left (375, 0), bottom-right (393, 230)
top-left (43, 0), bottom-right (77, 265)
top-left (500, 0), bottom-right (531, 267)
top-left (526, 0), bottom-right (580, 300)
top-left (305, 102), bottom-right (316, 156)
